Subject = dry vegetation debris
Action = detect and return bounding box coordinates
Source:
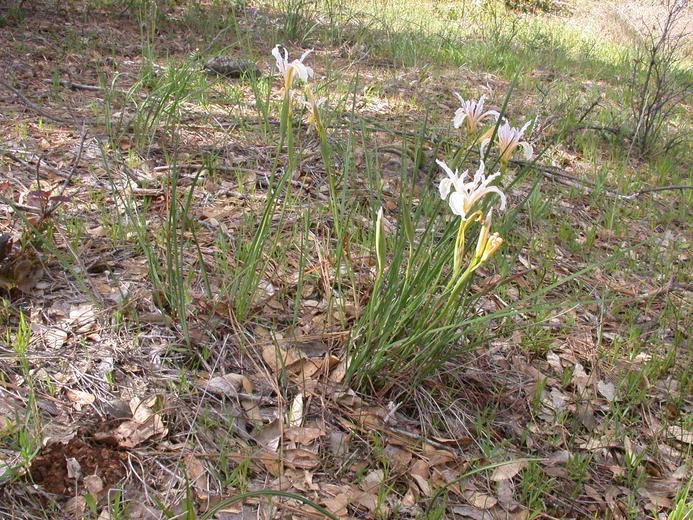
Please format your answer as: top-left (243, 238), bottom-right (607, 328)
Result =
top-left (0, 1), bottom-right (691, 519)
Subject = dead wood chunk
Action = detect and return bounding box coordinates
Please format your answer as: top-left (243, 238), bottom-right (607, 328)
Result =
top-left (204, 57), bottom-right (261, 79)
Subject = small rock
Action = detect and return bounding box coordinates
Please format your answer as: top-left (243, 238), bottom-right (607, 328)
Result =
top-left (204, 57), bottom-right (261, 78)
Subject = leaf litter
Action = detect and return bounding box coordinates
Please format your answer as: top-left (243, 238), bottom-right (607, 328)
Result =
top-left (0, 2), bottom-right (691, 519)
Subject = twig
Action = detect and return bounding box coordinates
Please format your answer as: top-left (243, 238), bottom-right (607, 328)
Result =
top-left (42, 78), bottom-right (102, 92)
top-left (576, 125), bottom-right (623, 135)
top-left (625, 184), bottom-right (693, 199)
top-left (0, 76), bottom-right (75, 124)
top-left (0, 148), bottom-right (72, 180)
top-left (45, 124), bottom-right (88, 217)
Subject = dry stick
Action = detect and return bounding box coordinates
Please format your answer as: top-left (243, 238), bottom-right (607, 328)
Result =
top-left (44, 123), bottom-right (89, 218)
top-left (42, 78), bottom-right (102, 92)
top-left (0, 77), bottom-right (75, 125)
top-left (0, 148), bottom-right (72, 180)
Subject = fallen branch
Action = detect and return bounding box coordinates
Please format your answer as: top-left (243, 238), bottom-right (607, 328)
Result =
top-left (0, 76), bottom-right (76, 124)
top-left (42, 78), bottom-right (102, 92)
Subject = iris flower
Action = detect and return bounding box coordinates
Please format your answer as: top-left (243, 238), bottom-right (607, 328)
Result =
top-left (471, 209), bottom-right (503, 270)
top-left (453, 93), bottom-right (499, 134)
top-left (437, 159), bottom-right (507, 220)
top-left (272, 45), bottom-right (314, 92)
top-left (481, 119), bottom-right (534, 164)
top-left (302, 87), bottom-right (326, 130)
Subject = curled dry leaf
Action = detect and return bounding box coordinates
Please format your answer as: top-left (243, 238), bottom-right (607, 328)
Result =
top-left (83, 474), bottom-right (104, 495)
top-left (63, 496), bottom-right (87, 518)
top-left (106, 414), bottom-right (167, 448)
top-left (255, 418), bottom-right (282, 452)
top-left (262, 344), bottom-right (305, 374)
top-left (184, 454), bottom-right (208, 501)
top-left (464, 490), bottom-right (498, 510)
top-left (667, 425), bottom-right (692, 445)
top-left (205, 373), bottom-right (252, 397)
top-left (283, 448), bottom-right (320, 470)
top-left (284, 426), bottom-right (324, 444)
top-left (288, 393), bottom-right (303, 428)
top-left (65, 389), bottom-right (96, 407)
top-left (597, 380), bottom-right (616, 402)
top-left (94, 396), bottom-right (167, 448)
top-left (490, 460), bottom-right (527, 481)
top-left (66, 457), bottom-right (81, 479)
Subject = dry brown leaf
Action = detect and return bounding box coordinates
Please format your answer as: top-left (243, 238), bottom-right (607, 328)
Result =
top-left (39, 326), bottom-right (68, 349)
top-left (638, 487), bottom-right (672, 509)
top-left (69, 304), bottom-right (97, 333)
top-left (255, 418), bottom-right (282, 452)
top-left (383, 445), bottom-right (412, 473)
top-left (66, 457), bottom-right (81, 479)
top-left (464, 490), bottom-right (498, 509)
top-left (546, 351), bottom-right (562, 372)
top-left (353, 490), bottom-right (380, 514)
top-left (184, 454), bottom-right (208, 500)
top-left (284, 427), bottom-right (324, 444)
top-left (84, 474), bottom-right (104, 495)
top-left (322, 492), bottom-right (349, 516)
top-left (283, 448), bottom-right (320, 469)
top-left (289, 393), bottom-right (303, 428)
top-left (328, 356), bottom-right (349, 383)
top-left (262, 344), bottom-right (305, 373)
top-left (411, 474), bottom-right (431, 496)
top-left (65, 389), bottom-right (95, 407)
top-left (572, 362), bottom-right (591, 392)
top-left (123, 415), bottom-right (167, 447)
top-left (361, 469), bottom-right (385, 493)
top-left (667, 425), bottom-right (692, 444)
top-left (205, 373), bottom-right (252, 397)
top-left (402, 484), bottom-right (418, 507)
top-left (597, 380), bottom-right (616, 402)
top-left (63, 496), bottom-right (87, 518)
top-left (95, 412), bottom-right (167, 448)
top-left (497, 478), bottom-right (515, 507)
top-left (129, 396), bottom-right (155, 423)
top-left (427, 448), bottom-right (456, 467)
top-left (328, 431), bottom-right (349, 457)
top-left (451, 505), bottom-right (490, 519)
top-left (490, 461), bottom-right (526, 481)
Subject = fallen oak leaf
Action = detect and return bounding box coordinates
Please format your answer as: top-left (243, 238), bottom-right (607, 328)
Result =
top-left (65, 389), bottom-right (96, 407)
top-left (283, 448), bottom-right (320, 470)
top-left (490, 460), bottom-right (526, 481)
top-left (205, 373), bottom-right (252, 397)
top-left (184, 453), bottom-right (209, 501)
top-left (284, 427), bottom-right (324, 444)
top-left (288, 393), bottom-right (303, 428)
top-left (95, 414), bottom-right (167, 448)
top-left (262, 344), bottom-right (304, 372)
top-left (597, 380), bottom-right (617, 402)
top-left (667, 425), bottom-right (692, 445)
top-left (464, 490), bottom-right (498, 509)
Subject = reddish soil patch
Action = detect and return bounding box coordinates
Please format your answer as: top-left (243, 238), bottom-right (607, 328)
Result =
top-left (29, 434), bottom-right (128, 495)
